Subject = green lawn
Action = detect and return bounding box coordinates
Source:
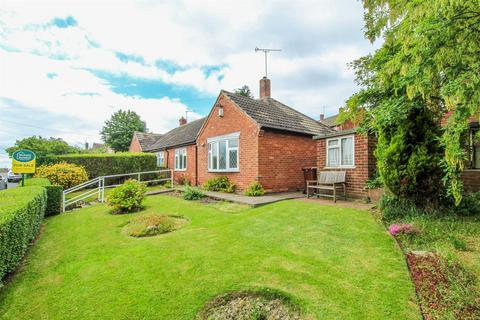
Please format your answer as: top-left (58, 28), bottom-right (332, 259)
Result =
top-left (0, 196), bottom-right (420, 319)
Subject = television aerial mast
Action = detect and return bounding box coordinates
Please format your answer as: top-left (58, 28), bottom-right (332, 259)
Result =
top-left (255, 47), bottom-right (281, 78)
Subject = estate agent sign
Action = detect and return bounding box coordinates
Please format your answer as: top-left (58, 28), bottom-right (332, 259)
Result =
top-left (12, 150), bottom-right (36, 186)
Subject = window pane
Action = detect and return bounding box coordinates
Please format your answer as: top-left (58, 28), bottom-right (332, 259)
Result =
top-left (341, 137), bottom-right (354, 166)
top-left (219, 140), bottom-right (227, 169)
top-left (183, 154), bottom-right (187, 169)
top-left (175, 155), bottom-right (178, 169)
top-left (328, 139), bottom-right (338, 147)
top-left (328, 148), bottom-right (339, 167)
top-left (229, 149), bottom-right (238, 169)
top-left (212, 142), bottom-right (218, 169)
top-left (228, 138), bottom-right (238, 148)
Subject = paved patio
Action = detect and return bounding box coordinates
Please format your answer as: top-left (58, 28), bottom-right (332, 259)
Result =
top-left (148, 187), bottom-right (374, 209)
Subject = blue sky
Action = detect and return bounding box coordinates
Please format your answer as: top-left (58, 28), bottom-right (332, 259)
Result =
top-left (0, 0), bottom-right (375, 168)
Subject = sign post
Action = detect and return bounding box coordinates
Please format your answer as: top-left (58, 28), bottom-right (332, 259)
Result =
top-left (11, 150), bottom-right (36, 187)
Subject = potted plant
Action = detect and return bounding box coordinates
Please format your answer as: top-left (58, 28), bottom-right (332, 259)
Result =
top-left (365, 175), bottom-right (384, 203)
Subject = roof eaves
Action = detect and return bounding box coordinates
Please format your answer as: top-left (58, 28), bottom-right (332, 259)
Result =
top-left (313, 128), bottom-right (356, 140)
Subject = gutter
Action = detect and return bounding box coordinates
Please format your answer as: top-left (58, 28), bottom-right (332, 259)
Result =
top-left (313, 128), bottom-right (356, 140)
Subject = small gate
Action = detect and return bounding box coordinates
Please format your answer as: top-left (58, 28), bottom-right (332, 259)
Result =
top-left (62, 169), bottom-right (173, 212)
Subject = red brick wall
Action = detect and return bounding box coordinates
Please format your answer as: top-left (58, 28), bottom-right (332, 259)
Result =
top-left (258, 130), bottom-right (317, 192)
top-left (316, 133), bottom-right (376, 198)
top-left (197, 93), bottom-right (260, 191)
top-left (129, 135), bottom-right (142, 152)
top-left (164, 144), bottom-right (197, 185)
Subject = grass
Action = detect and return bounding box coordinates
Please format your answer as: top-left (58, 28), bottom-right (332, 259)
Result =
top-left (386, 213), bottom-right (480, 318)
top-left (0, 196), bottom-right (421, 319)
top-left (390, 214), bottom-right (480, 280)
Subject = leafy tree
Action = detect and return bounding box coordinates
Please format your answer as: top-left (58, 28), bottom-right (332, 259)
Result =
top-left (100, 110), bottom-right (146, 152)
top-left (234, 85), bottom-right (253, 98)
top-left (344, 0), bottom-right (480, 205)
top-left (5, 136), bottom-right (80, 163)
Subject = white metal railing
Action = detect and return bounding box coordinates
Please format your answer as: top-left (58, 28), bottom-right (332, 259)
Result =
top-left (62, 169), bottom-right (173, 212)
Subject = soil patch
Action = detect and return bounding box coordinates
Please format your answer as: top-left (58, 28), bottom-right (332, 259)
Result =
top-left (122, 214), bottom-right (188, 237)
top-left (197, 290), bottom-right (304, 320)
top-left (406, 251), bottom-right (480, 319)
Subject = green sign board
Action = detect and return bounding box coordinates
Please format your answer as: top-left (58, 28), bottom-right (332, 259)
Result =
top-left (12, 149), bottom-right (36, 162)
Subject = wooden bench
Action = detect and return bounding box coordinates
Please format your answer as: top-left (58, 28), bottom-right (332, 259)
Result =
top-left (306, 171), bottom-right (346, 202)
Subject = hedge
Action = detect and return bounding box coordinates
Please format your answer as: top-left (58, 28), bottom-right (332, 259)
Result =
top-left (0, 186), bottom-right (47, 284)
top-left (43, 153), bottom-right (158, 178)
top-left (25, 178), bottom-right (63, 216)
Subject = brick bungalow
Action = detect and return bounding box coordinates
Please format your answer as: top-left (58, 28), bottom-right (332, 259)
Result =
top-left (145, 117), bottom-right (206, 185)
top-left (195, 77), bottom-right (333, 192)
top-left (129, 131), bottom-right (163, 152)
top-left (314, 112), bottom-right (479, 198)
top-left (140, 77), bottom-right (333, 192)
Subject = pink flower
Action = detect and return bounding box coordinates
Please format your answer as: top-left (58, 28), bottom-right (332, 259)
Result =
top-left (389, 224), bottom-right (417, 236)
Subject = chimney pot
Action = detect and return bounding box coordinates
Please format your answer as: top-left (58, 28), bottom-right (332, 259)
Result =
top-left (320, 114), bottom-right (325, 121)
top-left (259, 77), bottom-right (271, 98)
top-left (179, 116), bottom-right (187, 126)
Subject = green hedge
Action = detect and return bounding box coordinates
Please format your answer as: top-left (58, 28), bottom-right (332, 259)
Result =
top-left (25, 178), bottom-right (63, 216)
top-left (43, 153), bottom-right (158, 178)
top-left (0, 186), bottom-right (47, 284)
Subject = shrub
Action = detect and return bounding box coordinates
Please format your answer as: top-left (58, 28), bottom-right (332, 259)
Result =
top-left (203, 176), bottom-right (235, 193)
top-left (43, 153), bottom-right (157, 178)
top-left (455, 192), bottom-right (480, 216)
top-left (107, 179), bottom-right (147, 213)
top-left (245, 181), bottom-right (265, 196)
top-left (183, 186), bottom-right (205, 200)
top-left (365, 176), bottom-right (383, 189)
top-left (25, 178), bottom-right (63, 216)
top-left (35, 162), bottom-right (88, 189)
top-left (123, 214), bottom-right (187, 237)
top-left (0, 186), bottom-right (47, 284)
top-left (379, 194), bottom-right (421, 221)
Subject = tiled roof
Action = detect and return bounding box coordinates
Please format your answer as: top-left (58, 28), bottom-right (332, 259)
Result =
top-left (320, 114), bottom-right (338, 127)
top-left (222, 90), bottom-right (334, 136)
top-left (134, 132), bottom-right (163, 150)
top-left (146, 117), bottom-right (206, 151)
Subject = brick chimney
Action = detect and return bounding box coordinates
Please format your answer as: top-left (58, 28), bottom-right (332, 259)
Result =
top-left (179, 116), bottom-right (187, 126)
top-left (259, 77), bottom-right (271, 98)
top-left (320, 114), bottom-right (325, 121)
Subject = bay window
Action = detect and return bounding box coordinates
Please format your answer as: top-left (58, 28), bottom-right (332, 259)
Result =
top-left (326, 135), bottom-right (354, 167)
top-left (208, 132), bottom-right (239, 172)
top-left (174, 148), bottom-right (187, 171)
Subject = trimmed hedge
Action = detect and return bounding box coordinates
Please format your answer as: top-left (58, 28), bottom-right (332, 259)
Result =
top-left (25, 178), bottom-right (63, 216)
top-left (43, 153), bottom-right (158, 178)
top-left (0, 186), bottom-right (47, 284)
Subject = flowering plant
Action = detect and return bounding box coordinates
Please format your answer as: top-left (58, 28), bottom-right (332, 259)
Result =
top-left (388, 223), bottom-right (419, 236)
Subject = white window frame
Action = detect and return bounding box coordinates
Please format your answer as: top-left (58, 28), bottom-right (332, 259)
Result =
top-left (174, 148), bottom-right (187, 171)
top-left (207, 132), bottom-right (240, 172)
top-left (325, 135), bottom-right (355, 168)
top-left (156, 151), bottom-right (165, 167)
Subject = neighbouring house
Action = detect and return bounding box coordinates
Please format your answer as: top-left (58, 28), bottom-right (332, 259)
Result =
top-left (145, 117), bottom-right (206, 185)
top-left (195, 77), bottom-right (333, 192)
top-left (319, 113), bottom-right (340, 130)
top-left (129, 132), bottom-right (163, 152)
top-left (314, 110), bottom-right (480, 199)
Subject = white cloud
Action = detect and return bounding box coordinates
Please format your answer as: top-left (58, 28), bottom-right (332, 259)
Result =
top-left (0, 0), bottom-right (375, 168)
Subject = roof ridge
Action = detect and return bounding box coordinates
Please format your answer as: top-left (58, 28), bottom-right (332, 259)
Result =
top-left (264, 97), bottom-right (334, 131)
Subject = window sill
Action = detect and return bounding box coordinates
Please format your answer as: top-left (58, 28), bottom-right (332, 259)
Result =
top-left (174, 169), bottom-right (187, 172)
top-left (208, 170), bottom-right (240, 173)
top-left (324, 166), bottom-right (356, 169)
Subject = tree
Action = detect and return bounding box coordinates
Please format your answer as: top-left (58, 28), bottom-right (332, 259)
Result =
top-left (234, 85), bottom-right (253, 98)
top-left (5, 136), bottom-right (80, 163)
top-left (100, 110), bottom-right (146, 152)
top-left (343, 0), bottom-right (480, 205)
